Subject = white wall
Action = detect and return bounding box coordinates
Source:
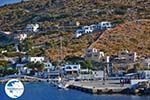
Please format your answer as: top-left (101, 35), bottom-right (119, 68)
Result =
top-left (28, 57), bottom-right (45, 63)
top-left (64, 64), bottom-right (81, 72)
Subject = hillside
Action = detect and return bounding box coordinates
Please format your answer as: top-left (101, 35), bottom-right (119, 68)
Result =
top-left (92, 20), bottom-right (150, 56)
top-left (0, 0), bottom-right (149, 61)
top-left (0, 0), bottom-right (149, 31)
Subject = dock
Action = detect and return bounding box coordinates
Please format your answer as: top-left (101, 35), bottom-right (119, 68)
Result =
top-left (68, 80), bottom-right (131, 94)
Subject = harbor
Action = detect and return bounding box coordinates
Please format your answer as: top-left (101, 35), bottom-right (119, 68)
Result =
top-left (0, 82), bottom-right (150, 100)
top-left (50, 78), bottom-right (150, 95)
top-left (68, 80), bottom-right (130, 94)
top-left (0, 74), bottom-right (150, 95)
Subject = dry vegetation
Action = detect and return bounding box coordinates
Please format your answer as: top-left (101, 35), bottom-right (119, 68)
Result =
top-left (0, 0), bottom-right (149, 61)
top-left (92, 20), bottom-right (150, 56)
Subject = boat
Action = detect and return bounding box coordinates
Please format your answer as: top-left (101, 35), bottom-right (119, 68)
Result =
top-left (57, 82), bottom-right (69, 90)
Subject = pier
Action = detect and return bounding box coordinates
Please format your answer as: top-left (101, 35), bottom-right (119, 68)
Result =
top-left (68, 80), bottom-right (131, 94)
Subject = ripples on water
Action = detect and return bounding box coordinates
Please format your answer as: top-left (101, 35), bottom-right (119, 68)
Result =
top-left (0, 83), bottom-right (150, 100)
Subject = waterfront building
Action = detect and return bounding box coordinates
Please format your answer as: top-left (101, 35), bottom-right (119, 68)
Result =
top-left (47, 70), bottom-right (60, 79)
top-left (110, 50), bottom-right (137, 63)
top-left (141, 57), bottom-right (150, 69)
top-left (44, 61), bottom-right (55, 73)
top-left (138, 70), bottom-right (150, 79)
top-left (109, 50), bottom-right (137, 76)
top-left (64, 64), bottom-right (81, 74)
top-left (92, 70), bottom-right (104, 80)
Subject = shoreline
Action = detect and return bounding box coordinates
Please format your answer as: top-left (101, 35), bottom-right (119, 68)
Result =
top-left (0, 80), bottom-right (150, 96)
top-left (0, 76), bottom-right (150, 96)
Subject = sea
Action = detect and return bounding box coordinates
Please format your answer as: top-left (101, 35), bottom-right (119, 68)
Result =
top-left (0, 82), bottom-right (150, 100)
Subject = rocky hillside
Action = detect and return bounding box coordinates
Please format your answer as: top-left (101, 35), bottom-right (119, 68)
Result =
top-left (43, 20), bottom-right (150, 60)
top-left (92, 20), bottom-right (150, 56)
top-left (0, 0), bottom-right (149, 61)
top-left (0, 0), bottom-right (149, 31)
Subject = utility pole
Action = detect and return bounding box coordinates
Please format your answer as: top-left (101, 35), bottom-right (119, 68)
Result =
top-left (56, 25), bottom-right (63, 68)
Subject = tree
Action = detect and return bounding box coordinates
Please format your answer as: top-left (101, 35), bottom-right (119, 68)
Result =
top-left (26, 62), bottom-right (35, 70)
top-left (23, 38), bottom-right (33, 52)
top-left (26, 62), bottom-right (44, 72)
top-left (0, 60), bottom-right (8, 67)
top-left (35, 62), bottom-right (44, 72)
top-left (80, 60), bottom-right (93, 69)
top-left (64, 56), bottom-right (84, 63)
top-left (133, 63), bottom-right (143, 72)
top-left (0, 61), bottom-right (17, 77)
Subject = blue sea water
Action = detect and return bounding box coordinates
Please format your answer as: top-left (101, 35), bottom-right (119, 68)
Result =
top-left (0, 0), bottom-right (28, 6)
top-left (0, 82), bottom-right (150, 100)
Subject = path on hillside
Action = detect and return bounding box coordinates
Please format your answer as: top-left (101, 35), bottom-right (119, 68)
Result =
top-left (87, 31), bottom-right (105, 49)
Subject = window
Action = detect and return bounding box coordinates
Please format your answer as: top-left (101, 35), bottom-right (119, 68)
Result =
top-left (73, 66), bottom-right (77, 69)
top-left (66, 66), bottom-right (72, 69)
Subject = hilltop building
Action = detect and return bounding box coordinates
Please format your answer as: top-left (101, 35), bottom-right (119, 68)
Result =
top-left (75, 21), bottom-right (112, 38)
top-left (25, 24), bottom-right (39, 32)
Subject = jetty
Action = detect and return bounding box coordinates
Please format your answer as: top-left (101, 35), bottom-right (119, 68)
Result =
top-left (68, 80), bottom-right (132, 94)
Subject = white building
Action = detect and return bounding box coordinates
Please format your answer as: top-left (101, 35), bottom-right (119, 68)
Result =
top-left (75, 29), bottom-right (84, 38)
top-left (110, 50), bottom-right (137, 63)
top-left (84, 48), bottom-right (105, 62)
top-left (118, 50), bottom-right (137, 62)
top-left (25, 24), bottom-right (39, 32)
top-left (14, 33), bottom-right (27, 41)
top-left (44, 61), bottom-right (55, 72)
top-left (141, 58), bottom-right (150, 69)
top-left (92, 70), bottom-right (104, 79)
top-left (64, 64), bottom-right (81, 74)
top-left (99, 21), bottom-right (112, 30)
top-left (74, 21), bottom-right (113, 38)
top-left (138, 70), bottom-right (150, 79)
top-left (1, 50), bottom-right (7, 54)
top-left (82, 26), bottom-right (94, 33)
top-left (90, 24), bottom-right (98, 31)
top-left (28, 57), bottom-right (45, 63)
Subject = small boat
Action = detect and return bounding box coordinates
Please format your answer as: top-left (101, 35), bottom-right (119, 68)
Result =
top-left (57, 83), bottom-right (69, 90)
